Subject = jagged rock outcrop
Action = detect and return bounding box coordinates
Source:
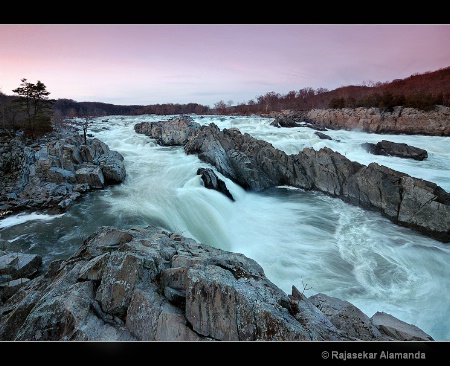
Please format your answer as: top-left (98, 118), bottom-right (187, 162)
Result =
top-left (135, 116), bottom-right (450, 242)
top-left (296, 149), bottom-right (450, 241)
top-left (0, 226), bottom-right (433, 341)
top-left (0, 250), bottom-right (42, 303)
top-left (184, 123), bottom-right (290, 191)
top-left (134, 117), bottom-right (202, 145)
top-left (197, 167), bottom-right (234, 201)
top-left (305, 106), bottom-right (450, 136)
top-left (361, 140), bottom-right (428, 161)
top-left (270, 115), bottom-right (300, 128)
top-left (0, 131), bottom-right (126, 217)
top-left (309, 294), bottom-right (433, 341)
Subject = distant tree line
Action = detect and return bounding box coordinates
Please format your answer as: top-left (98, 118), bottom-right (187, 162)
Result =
top-left (52, 99), bottom-right (211, 118)
top-left (328, 91), bottom-right (445, 112)
top-left (1, 66), bottom-right (449, 140)
top-left (224, 66), bottom-right (450, 115)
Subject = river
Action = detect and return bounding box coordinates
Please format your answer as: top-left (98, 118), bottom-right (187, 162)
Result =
top-left (1, 114), bottom-right (449, 340)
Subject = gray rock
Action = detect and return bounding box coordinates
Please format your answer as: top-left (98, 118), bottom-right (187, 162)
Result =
top-left (305, 106), bottom-right (450, 136)
top-left (0, 226), bottom-right (433, 341)
top-left (0, 278), bottom-right (30, 303)
top-left (309, 293), bottom-right (388, 341)
top-left (0, 252), bottom-right (42, 279)
top-left (270, 115), bottom-right (300, 128)
top-left (315, 131), bottom-right (333, 140)
top-left (371, 311), bottom-right (434, 341)
top-left (75, 165), bottom-right (105, 189)
top-left (361, 140), bottom-right (428, 160)
top-left (97, 150), bottom-right (127, 183)
top-left (0, 251), bottom-right (42, 303)
top-left (134, 115), bottom-right (202, 146)
top-left (0, 132), bottom-right (126, 216)
top-left (135, 121), bottom-right (449, 242)
top-left (197, 167), bottom-right (234, 201)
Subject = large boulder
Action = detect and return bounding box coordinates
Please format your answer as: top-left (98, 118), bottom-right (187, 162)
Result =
top-left (197, 167), bottom-right (234, 201)
top-left (361, 140), bottom-right (428, 160)
top-left (134, 116), bottom-right (202, 145)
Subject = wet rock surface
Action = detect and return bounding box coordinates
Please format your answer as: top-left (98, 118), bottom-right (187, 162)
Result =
top-left (0, 227), bottom-right (434, 341)
top-left (135, 116), bottom-right (450, 243)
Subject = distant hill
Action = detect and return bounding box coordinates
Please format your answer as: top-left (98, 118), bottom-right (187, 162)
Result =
top-left (325, 66), bottom-right (450, 104)
top-left (2, 66), bottom-right (449, 119)
top-left (257, 65), bottom-right (450, 113)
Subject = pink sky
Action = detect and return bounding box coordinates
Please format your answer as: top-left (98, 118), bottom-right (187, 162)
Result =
top-left (1, 24), bottom-right (449, 108)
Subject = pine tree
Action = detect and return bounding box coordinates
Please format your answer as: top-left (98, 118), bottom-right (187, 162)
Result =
top-left (12, 78), bottom-right (54, 139)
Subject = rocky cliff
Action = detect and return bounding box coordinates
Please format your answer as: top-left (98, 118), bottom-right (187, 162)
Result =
top-left (267, 106), bottom-right (450, 136)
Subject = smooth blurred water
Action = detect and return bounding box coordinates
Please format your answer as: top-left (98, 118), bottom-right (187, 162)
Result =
top-left (1, 114), bottom-right (449, 340)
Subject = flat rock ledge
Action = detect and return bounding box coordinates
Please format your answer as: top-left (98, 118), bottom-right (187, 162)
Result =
top-left (0, 226), bottom-right (434, 341)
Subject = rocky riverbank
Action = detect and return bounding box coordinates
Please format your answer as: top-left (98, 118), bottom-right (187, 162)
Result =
top-left (0, 226), bottom-right (434, 341)
top-left (0, 111), bottom-right (446, 341)
top-left (264, 106), bottom-right (450, 136)
top-left (0, 130), bottom-right (126, 218)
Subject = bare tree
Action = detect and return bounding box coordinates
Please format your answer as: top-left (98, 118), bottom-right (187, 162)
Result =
top-left (61, 106), bottom-right (95, 144)
top-left (214, 100), bottom-right (227, 114)
top-left (51, 109), bottom-right (66, 133)
top-left (79, 115), bottom-right (94, 144)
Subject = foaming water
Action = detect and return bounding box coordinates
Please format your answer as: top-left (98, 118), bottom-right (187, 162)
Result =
top-left (0, 212), bottom-right (64, 229)
top-left (331, 202), bottom-right (450, 339)
top-left (1, 114), bottom-right (449, 340)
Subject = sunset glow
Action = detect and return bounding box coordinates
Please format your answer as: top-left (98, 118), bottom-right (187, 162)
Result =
top-left (1, 24), bottom-right (449, 107)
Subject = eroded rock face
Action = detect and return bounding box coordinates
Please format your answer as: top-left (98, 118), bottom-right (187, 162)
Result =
top-left (0, 250), bottom-right (42, 303)
top-left (135, 116), bottom-right (449, 242)
top-left (184, 124), bottom-right (293, 191)
top-left (0, 132), bottom-right (126, 216)
top-left (0, 226), bottom-right (434, 341)
top-left (295, 149), bottom-right (450, 241)
top-left (305, 106), bottom-right (450, 136)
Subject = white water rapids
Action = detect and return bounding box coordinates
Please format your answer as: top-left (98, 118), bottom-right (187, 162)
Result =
top-left (1, 114), bottom-right (449, 340)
